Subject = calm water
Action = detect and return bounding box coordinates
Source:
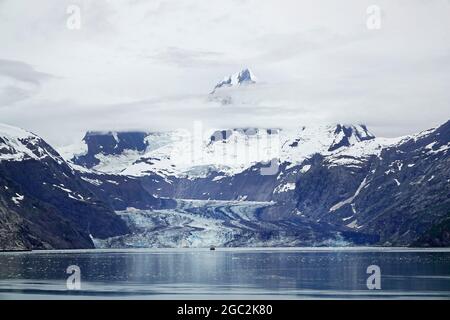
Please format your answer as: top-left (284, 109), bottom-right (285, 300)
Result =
top-left (0, 247), bottom-right (450, 299)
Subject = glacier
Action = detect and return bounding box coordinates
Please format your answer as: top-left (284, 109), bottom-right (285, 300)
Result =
top-left (93, 199), bottom-right (355, 248)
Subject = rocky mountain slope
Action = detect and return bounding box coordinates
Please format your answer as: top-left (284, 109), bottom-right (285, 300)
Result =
top-left (294, 121), bottom-right (450, 245)
top-left (0, 124), bottom-right (130, 250)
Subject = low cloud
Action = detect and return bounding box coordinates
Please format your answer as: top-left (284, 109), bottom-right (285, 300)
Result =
top-left (0, 59), bottom-right (53, 84)
top-left (147, 47), bottom-right (227, 68)
top-left (0, 59), bottom-right (54, 106)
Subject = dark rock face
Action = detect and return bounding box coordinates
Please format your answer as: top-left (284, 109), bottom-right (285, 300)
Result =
top-left (73, 131), bottom-right (148, 168)
top-left (329, 125), bottom-right (375, 151)
top-left (170, 163), bottom-right (281, 202)
top-left (0, 132), bottom-right (130, 250)
top-left (294, 154), bottom-right (371, 222)
top-left (352, 121), bottom-right (450, 245)
top-left (0, 184), bottom-right (93, 250)
top-left (79, 171), bottom-right (176, 211)
top-left (414, 213), bottom-right (450, 247)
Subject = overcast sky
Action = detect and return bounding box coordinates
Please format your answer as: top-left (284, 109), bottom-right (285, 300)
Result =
top-left (0, 0), bottom-right (449, 145)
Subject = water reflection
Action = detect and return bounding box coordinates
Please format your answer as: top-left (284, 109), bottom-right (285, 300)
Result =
top-left (0, 248), bottom-right (449, 299)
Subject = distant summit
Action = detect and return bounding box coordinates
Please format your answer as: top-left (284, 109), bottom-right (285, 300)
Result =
top-left (211, 68), bottom-right (257, 94)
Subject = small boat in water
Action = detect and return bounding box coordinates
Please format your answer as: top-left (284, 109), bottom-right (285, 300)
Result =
top-left (210, 246), bottom-right (216, 251)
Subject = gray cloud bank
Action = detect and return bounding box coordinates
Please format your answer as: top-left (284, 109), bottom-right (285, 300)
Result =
top-left (0, 0), bottom-right (449, 145)
top-left (0, 59), bottom-right (53, 106)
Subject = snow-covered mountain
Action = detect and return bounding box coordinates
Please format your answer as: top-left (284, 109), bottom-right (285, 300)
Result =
top-left (211, 68), bottom-right (257, 94)
top-left (1, 71), bottom-right (449, 249)
top-left (0, 124), bottom-right (130, 250)
top-left (2, 119), bottom-right (449, 249)
top-left (61, 124), bottom-right (388, 179)
top-left (293, 121), bottom-right (450, 245)
top-left (56, 118), bottom-right (450, 247)
top-left (0, 124), bottom-right (64, 163)
top-left (52, 71), bottom-right (450, 248)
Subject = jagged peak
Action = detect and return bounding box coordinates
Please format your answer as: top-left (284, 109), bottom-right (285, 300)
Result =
top-left (328, 124), bottom-right (375, 151)
top-left (211, 68), bottom-right (257, 93)
top-left (333, 124), bottom-right (374, 139)
top-left (0, 123), bottom-right (61, 162)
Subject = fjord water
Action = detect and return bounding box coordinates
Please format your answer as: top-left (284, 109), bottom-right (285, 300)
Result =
top-left (0, 248), bottom-right (449, 299)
